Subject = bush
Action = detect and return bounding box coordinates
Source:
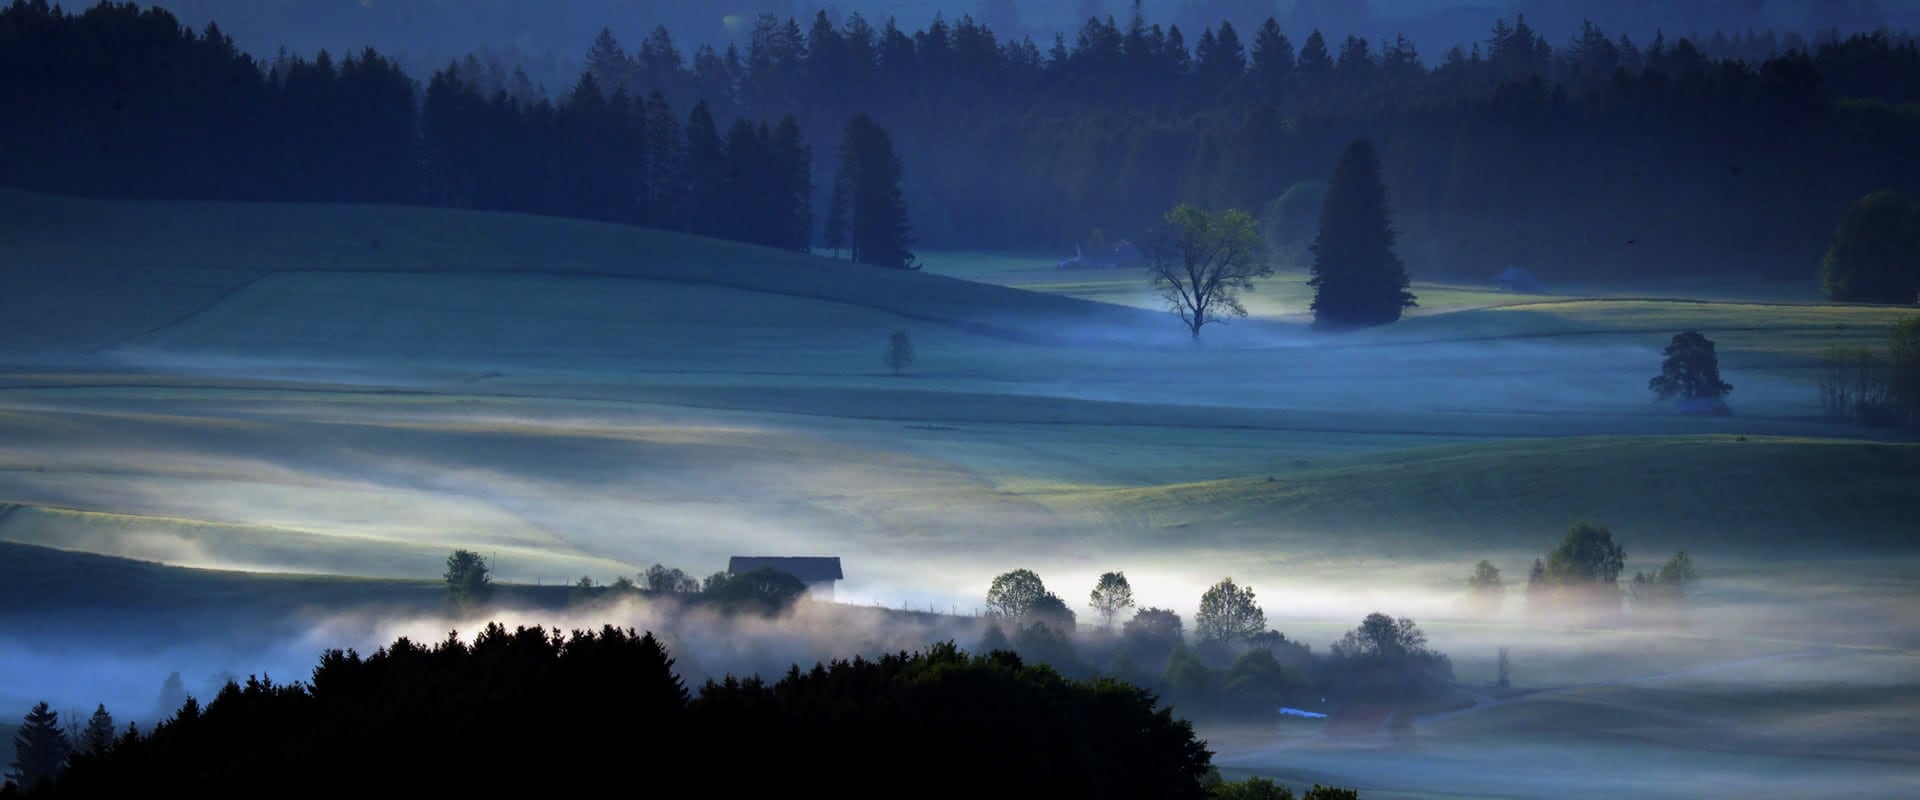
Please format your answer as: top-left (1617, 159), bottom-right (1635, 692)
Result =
top-left (701, 567), bottom-right (808, 614)
top-left (1821, 190), bottom-right (1920, 304)
top-left (1819, 346), bottom-right (1899, 425)
top-left (1327, 613), bottom-right (1454, 701)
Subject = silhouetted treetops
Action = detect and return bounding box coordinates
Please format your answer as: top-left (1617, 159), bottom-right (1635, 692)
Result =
top-left (18, 624), bottom-right (1218, 798)
top-left (6, 2), bottom-right (1920, 279)
top-left (979, 569), bottom-right (1454, 719)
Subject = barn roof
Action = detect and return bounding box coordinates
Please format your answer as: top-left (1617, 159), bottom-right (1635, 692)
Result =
top-left (728, 556), bottom-right (844, 582)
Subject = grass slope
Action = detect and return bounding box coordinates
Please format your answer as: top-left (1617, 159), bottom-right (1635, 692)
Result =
top-left (0, 540), bottom-right (455, 618)
top-left (1041, 435), bottom-right (1920, 553)
top-left (0, 190), bottom-right (1162, 354)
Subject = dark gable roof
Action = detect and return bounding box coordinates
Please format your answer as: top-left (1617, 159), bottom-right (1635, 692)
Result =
top-left (728, 556), bottom-right (843, 582)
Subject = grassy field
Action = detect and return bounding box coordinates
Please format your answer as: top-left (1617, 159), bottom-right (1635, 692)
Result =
top-left (0, 190), bottom-right (1160, 354)
top-left (3, 195), bottom-right (1918, 797)
top-left (921, 251), bottom-right (1918, 382)
top-left (1037, 435), bottom-right (1920, 554)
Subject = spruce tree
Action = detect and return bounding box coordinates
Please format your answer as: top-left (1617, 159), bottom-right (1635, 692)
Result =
top-left (9, 702), bottom-right (70, 790)
top-left (1309, 138), bottom-right (1415, 328)
top-left (828, 113), bottom-right (917, 269)
top-left (683, 100), bottom-right (727, 239)
top-left (643, 92), bottom-right (685, 228)
top-left (770, 116), bottom-right (814, 253)
top-left (79, 705), bottom-right (115, 757)
top-left (722, 117), bottom-right (769, 244)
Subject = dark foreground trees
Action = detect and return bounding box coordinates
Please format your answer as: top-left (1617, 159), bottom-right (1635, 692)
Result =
top-left (1309, 139), bottom-right (1415, 329)
top-left (828, 113), bottom-right (917, 269)
top-left (1145, 206), bottom-right (1272, 340)
top-left (29, 625), bottom-right (1216, 798)
top-left (7, 703), bottom-right (69, 792)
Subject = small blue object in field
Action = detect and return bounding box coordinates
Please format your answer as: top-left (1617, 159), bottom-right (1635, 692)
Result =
top-left (1279, 707), bottom-right (1329, 719)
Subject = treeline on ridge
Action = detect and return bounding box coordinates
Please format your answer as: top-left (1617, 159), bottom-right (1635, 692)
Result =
top-left (0, 623), bottom-right (1372, 799)
top-left (5, 1), bottom-right (1920, 282)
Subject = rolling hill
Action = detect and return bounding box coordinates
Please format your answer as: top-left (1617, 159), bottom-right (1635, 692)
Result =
top-left (0, 189), bottom-right (1170, 356)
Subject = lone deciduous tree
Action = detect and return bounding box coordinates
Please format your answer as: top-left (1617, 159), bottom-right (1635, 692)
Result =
top-left (1309, 138), bottom-right (1415, 328)
top-left (1649, 330), bottom-right (1733, 410)
top-left (1195, 578), bottom-right (1266, 644)
top-left (1146, 205), bottom-right (1272, 340)
top-left (986, 569), bottom-right (1048, 620)
top-left (882, 329), bottom-right (914, 375)
top-left (1465, 560), bottom-right (1504, 615)
top-left (443, 549), bottom-right (493, 610)
top-left (644, 563), bottom-right (701, 593)
top-left (1089, 571), bottom-right (1136, 630)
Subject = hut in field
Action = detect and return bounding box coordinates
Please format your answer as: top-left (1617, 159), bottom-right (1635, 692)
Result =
top-left (727, 556), bottom-right (844, 600)
top-left (1494, 266), bottom-right (1545, 293)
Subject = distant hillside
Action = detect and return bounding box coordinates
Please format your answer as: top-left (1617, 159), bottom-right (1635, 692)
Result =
top-left (0, 191), bottom-right (1163, 356)
top-left (1048, 435), bottom-right (1920, 555)
top-left (0, 540), bottom-right (464, 625)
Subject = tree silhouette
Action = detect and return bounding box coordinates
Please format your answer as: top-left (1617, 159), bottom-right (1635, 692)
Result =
top-left (41, 628), bottom-right (1229, 798)
top-left (1821, 190), bottom-right (1920, 304)
top-left (1195, 578), bottom-right (1266, 644)
top-left (828, 113), bottom-right (917, 268)
top-left (1147, 205), bottom-right (1272, 340)
top-left (78, 706), bottom-right (114, 757)
top-left (1535, 522), bottom-right (1628, 616)
top-left (1649, 330), bottom-right (1733, 407)
top-left (1089, 571), bottom-right (1137, 630)
top-left (1465, 560), bottom-right (1504, 615)
top-left (442, 549), bottom-right (493, 610)
top-left (882, 329), bottom-right (914, 375)
top-left (1309, 138), bottom-right (1415, 328)
top-left (644, 563), bottom-right (701, 592)
top-left (8, 703), bottom-right (69, 791)
top-left (986, 568), bottom-right (1048, 620)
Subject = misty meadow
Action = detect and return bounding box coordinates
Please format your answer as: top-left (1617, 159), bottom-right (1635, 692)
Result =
top-left (3, 1), bottom-right (1920, 798)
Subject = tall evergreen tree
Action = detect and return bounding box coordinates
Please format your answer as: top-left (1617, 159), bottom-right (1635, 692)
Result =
top-left (723, 117), bottom-right (770, 244)
top-left (770, 115), bottom-right (814, 252)
top-left (643, 91), bottom-right (685, 227)
top-left (1296, 30), bottom-right (1333, 76)
top-left (1250, 18), bottom-right (1295, 87)
top-left (583, 28), bottom-right (632, 93)
top-left (9, 703), bottom-right (70, 790)
top-left (1309, 138), bottom-right (1415, 328)
top-left (828, 113), bottom-right (917, 268)
top-left (79, 705), bottom-right (115, 757)
top-left (683, 100), bottom-right (727, 238)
